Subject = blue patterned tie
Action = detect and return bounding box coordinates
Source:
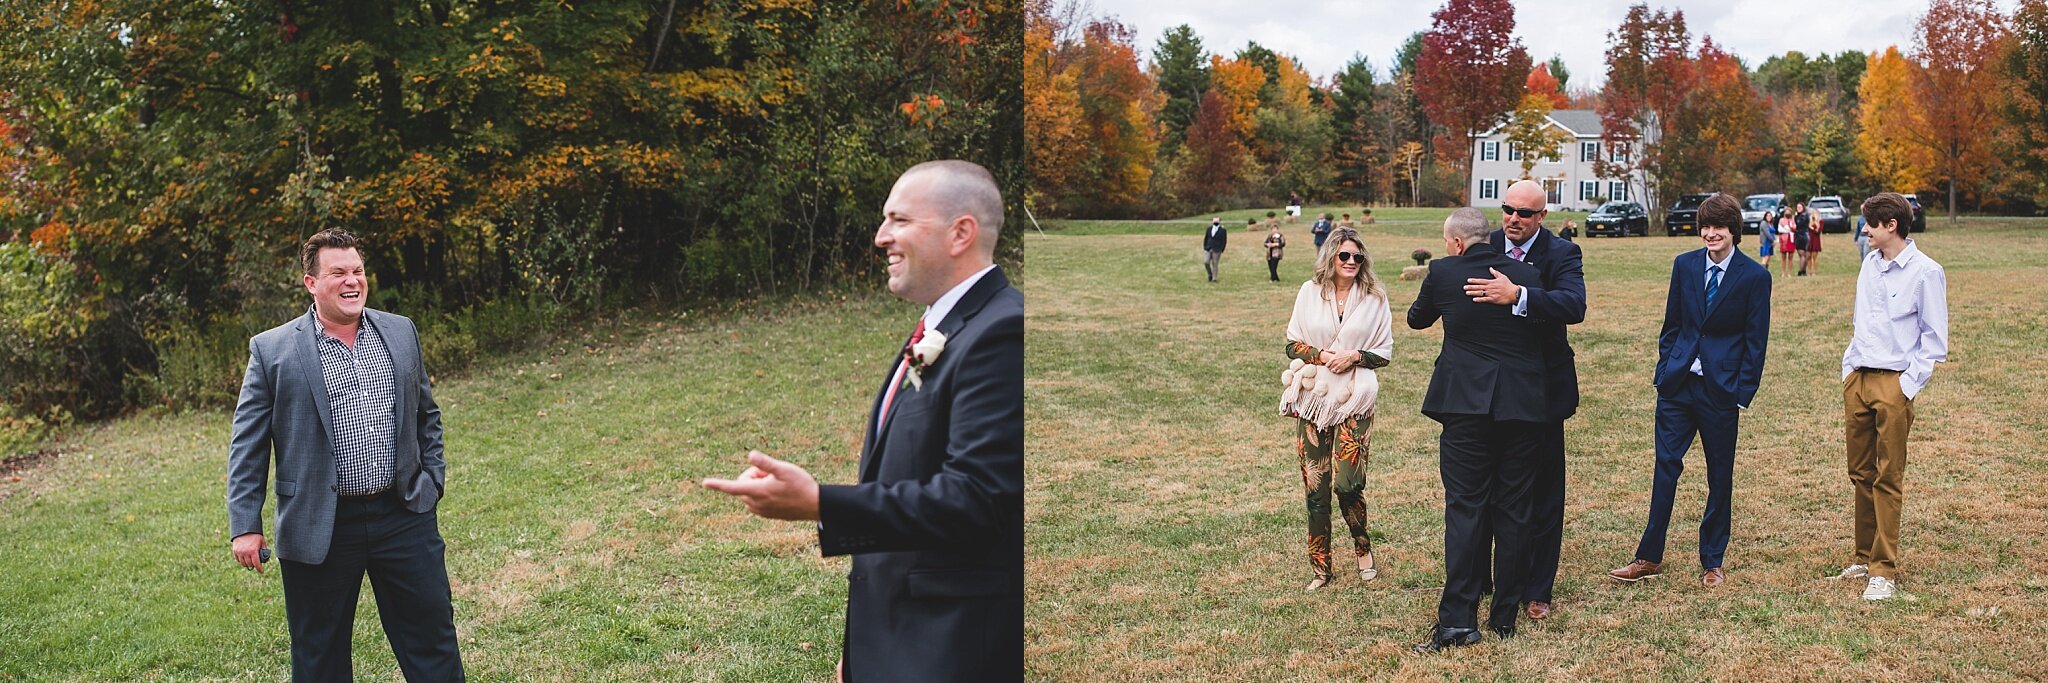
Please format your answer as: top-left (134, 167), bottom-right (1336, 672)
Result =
top-left (1706, 265), bottom-right (1722, 308)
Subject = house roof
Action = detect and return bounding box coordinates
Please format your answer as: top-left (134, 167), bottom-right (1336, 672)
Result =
top-left (1548, 110), bottom-right (1602, 137)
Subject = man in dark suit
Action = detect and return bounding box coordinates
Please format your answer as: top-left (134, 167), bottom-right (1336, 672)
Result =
top-left (1408, 208), bottom-right (1549, 652)
top-left (1464, 179), bottom-right (1586, 621)
top-left (1204, 217), bottom-right (1229, 282)
top-left (227, 229), bottom-right (464, 682)
top-left (1609, 193), bottom-right (1771, 587)
top-left (704, 160), bottom-right (1022, 682)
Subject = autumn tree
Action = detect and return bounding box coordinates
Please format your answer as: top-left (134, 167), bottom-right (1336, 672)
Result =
top-left (1526, 64), bottom-right (1569, 109)
top-left (1856, 46), bottom-right (1932, 195)
top-left (1599, 3), bottom-right (1695, 218)
top-left (1415, 0), bottom-right (1531, 203)
top-left (1027, 0), bottom-right (1087, 211)
top-left (1067, 18), bottom-right (1162, 214)
top-left (1503, 93), bottom-right (1573, 179)
top-left (1999, 0), bottom-right (2048, 206)
top-left (1909, 0), bottom-right (2008, 225)
top-left (1183, 89), bottom-right (1248, 204)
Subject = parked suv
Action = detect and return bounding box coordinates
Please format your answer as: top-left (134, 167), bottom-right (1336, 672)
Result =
top-left (1741, 193), bottom-right (1785, 234)
top-left (1664, 193), bottom-right (1711, 237)
top-left (1902, 193), bottom-right (1927, 232)
top-left (1585, 201), bottom-right (1649, 237)
top-left (1807, 196), bottom-right (1850, 233)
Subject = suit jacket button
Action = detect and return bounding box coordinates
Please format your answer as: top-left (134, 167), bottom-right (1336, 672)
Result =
top-left (331, 484), bottom-right (339, 492)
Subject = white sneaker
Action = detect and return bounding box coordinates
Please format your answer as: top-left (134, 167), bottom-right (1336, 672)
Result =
top-left (1831, 564), bottom-right (1868, 580)
top-left (1862, 576), bottom-right (1897, 600)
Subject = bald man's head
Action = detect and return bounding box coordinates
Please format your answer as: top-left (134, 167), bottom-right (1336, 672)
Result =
top-left (1501, 179), bottom-right (1548, 242)
top-left (898, 160), bottom-right (1004, 259)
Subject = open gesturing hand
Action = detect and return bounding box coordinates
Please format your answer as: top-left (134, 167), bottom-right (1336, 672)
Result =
top-left (702, 450), bottom-right (821, 521)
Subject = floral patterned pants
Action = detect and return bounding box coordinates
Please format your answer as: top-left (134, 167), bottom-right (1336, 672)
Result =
top-left (1297, 415), bottom-right (1373, 579)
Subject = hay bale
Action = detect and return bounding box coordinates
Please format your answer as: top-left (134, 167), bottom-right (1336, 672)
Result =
top-left (1400, 264), bottom-right (1430, 281)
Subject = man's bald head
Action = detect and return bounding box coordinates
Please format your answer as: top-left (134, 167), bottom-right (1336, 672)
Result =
top-left (1501, 179), bottom-right (1548, 242)
top-left (898, 160), bottom-right (1004, 259)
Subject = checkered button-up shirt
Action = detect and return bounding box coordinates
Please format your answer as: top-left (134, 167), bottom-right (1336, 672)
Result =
top-left (312, 308), bottom-right (399, 495)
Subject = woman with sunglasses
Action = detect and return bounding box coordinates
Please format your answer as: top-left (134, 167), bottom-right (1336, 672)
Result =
top-left (1280, 228), bottom-right (1394, 591)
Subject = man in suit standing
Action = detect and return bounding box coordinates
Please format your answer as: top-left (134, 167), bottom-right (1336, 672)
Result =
top-left (1204, 217), bottom-right (1229, 282)
top-left (1408, 208), bottom-right (1549, 652)
top-left (1608, 193), bottom-right (1771, 587)
top-left (703, 160), bottom-right (1023, 682)
top-left (1463, 179), bottom-right (1585, 621)
top-left (227, 229), bottom-right (464, 682)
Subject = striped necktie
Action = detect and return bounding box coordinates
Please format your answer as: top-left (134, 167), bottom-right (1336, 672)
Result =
top-left (1706, 265), bottom-right (1723, 308)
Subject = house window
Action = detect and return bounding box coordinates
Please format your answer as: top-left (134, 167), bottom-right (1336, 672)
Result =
top-left (1507, 144), bottom-right (1523, 162)
top-left (1543, 178), bottom-right (1562, 205)
top-left (1479, 178), bottom-right (1499, 200)
top-left (1581, 142), bottom-right (1598, 163)
top-left (1580, 181), bottom-right (1599, 201)
top-left (1610, 181), bottom-right (1629, 201)
top-left (1481, 141), bottom-right (1499, 162)
top-left (1610, 144), bottom-right (1631, 163)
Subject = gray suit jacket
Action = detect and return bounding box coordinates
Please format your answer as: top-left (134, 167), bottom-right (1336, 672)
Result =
top-left (226, 308), bottom-right (446, 564)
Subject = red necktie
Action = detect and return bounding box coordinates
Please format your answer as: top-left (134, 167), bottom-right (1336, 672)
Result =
top-left (877, 318), bottom-right (926, 428)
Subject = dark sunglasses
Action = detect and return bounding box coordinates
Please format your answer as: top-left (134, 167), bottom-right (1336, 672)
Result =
top-left (1335, 251), bottom-right (1367, 264)
top-left (1501, 204), bottom-right (1543, 218)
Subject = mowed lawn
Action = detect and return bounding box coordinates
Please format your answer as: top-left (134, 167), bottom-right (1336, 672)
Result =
top-left (1023, 215), bottom-right (2048, 681)
top-left (0, 292), bottom-right (929, 681)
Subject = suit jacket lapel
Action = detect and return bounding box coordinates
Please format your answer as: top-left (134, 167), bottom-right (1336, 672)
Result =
top-left (295, 314), bottom-right (337, 441)
top-left (1703, 251), bottom-right (1741, 320)
top-left (857, 267), bottom-right (1011, 483)
top-left (370, 310), bottom-right (415, 457)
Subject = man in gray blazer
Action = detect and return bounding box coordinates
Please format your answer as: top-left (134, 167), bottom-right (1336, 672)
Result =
top-left (227, 229), bottom-right (463, 682)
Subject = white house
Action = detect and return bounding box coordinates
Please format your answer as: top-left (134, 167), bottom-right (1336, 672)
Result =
top-left (1467, 109), bottom-right (1651, 213)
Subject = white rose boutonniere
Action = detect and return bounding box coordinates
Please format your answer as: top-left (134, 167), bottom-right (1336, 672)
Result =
top-left (904, 329), bottom-right (948, 390)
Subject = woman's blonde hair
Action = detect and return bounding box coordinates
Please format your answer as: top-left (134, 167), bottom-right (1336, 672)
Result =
top-left (1312, 228), bottom-right (1381, 298)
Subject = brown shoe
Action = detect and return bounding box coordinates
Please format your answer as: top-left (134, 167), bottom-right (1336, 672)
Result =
top-left (1700, 567), bottom-right (1726, 587)
top-left (1608, 559), bottom-right (1663, 583)
top-left (1525, 601), bottom-right (1552, 620)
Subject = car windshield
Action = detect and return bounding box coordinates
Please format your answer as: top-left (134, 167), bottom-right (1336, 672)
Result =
top-left (1673, 195), bottom-right (1706, 209)
top-left (1745, 197), bottom-right (1778, 212)
top-left (1597, 202), bottom-right (1630, 213)
top-left (1811, 199), bottom-right (1841, 210)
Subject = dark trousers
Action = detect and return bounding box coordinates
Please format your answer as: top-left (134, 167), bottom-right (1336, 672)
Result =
top-left (280, 491), bottom-right (464, 683)
top-left (1267, 257), bottom-right (1281, 281)
top-left (1637, 373), bottom-right (1739, 569)
top-left (1434, 414), bottom-right (1541, 631)
top-left (1520, 420), bottom-right (1565, 603)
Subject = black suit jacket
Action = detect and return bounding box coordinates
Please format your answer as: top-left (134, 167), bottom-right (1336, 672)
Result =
top-left (1409, 243), bottom-right (1551, 422)
top-left (816, 267), bottom-right (1024, 683)
top-left (1205, 223), bottom-right (1228, 252)
top-left (1488, 227), bottom-right (1586, 421)
top-left (1654, 249), bottom-right (1771, 406)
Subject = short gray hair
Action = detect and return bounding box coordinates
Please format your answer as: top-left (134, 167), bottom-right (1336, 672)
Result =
top-left (902, 160), bottom-right (1004, 256)
top-left (1444, 207), bottom-right (1491, 244)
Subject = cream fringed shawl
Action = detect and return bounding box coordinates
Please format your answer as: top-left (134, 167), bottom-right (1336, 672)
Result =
top-left (1280, 280), bottom-right (1394, 430)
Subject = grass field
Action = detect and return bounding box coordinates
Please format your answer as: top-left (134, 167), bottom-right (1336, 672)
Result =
top-left (0, 291), bottom-right (929, 681)
top-left (1022, 214), bottom-right (2048, 681)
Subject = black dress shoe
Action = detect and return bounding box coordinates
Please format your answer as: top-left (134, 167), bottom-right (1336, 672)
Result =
top-left (1488, 622), bottom-right (1516, 640)
top-left (1411, 625), bottom-right (1482, 653)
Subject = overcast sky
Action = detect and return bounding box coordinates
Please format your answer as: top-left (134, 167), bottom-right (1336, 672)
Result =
top-left (1087, 0), bottom-right (2020, 90)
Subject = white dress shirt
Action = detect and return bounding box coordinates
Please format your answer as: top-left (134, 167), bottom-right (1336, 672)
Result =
top-left (1506, 232), bottom-right (1538, 317)
top-left (1841, 240), bottom-right (1948, 399)
top-left (1690, 250), bottom-right (1733, 376)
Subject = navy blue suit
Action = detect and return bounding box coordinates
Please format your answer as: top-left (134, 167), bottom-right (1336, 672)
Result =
top-left (1636, 248), bottom-right (1770, 569)
top-left (816, 268), bottom-right (1023, 683)
top-left (1487, 227), bottom-right (1584, 604)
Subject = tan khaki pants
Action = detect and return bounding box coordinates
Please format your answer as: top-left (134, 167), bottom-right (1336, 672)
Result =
top-left (1844, 368), bottom-right (1913, 579)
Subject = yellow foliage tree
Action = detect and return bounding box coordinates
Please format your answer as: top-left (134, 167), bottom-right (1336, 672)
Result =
top-left (1856, 46), bottom-right (1933, 193)
top-left (1208, 55), bottom-right (1265, 140)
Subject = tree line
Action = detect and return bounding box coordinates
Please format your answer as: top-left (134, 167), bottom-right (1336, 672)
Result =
top-left (1027, 0), bottom-right (2044, 223)
top-left (0, 0), bottom-right (1022, 438)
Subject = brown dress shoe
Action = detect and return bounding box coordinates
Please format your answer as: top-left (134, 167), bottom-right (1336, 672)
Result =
top-left (1525, 601), bottom-right (1551, 620)
top-left (1608, 559), bottom-right (1663, 583)
top-left (1700, 567), bottom-right (1726, 587)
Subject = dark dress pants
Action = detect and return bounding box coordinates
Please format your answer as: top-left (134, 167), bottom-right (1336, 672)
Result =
top-left (1635, 373), bottom-right (1739, 569)
top-left (1435, 414), bottom-right (1541, 631)
top-left (1522, 420), bottom-right (1565, 603)
top-left (279, 491), bottom-right (464, 683)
